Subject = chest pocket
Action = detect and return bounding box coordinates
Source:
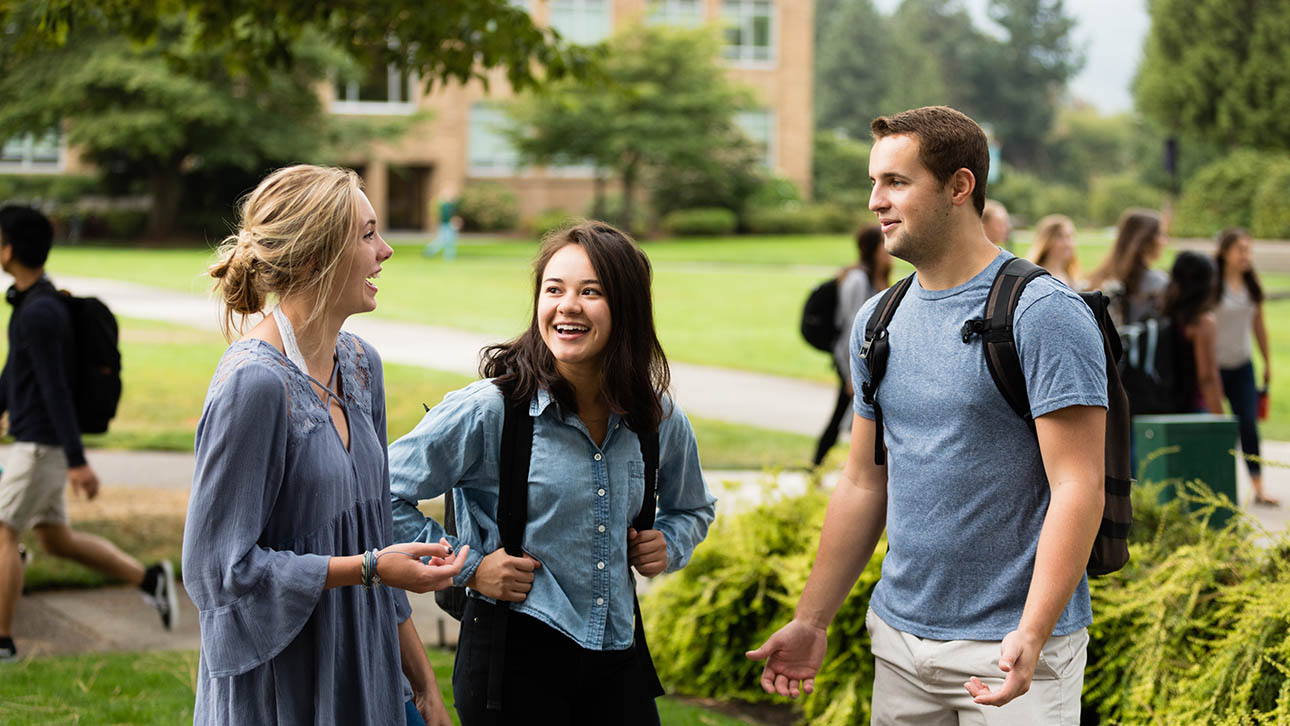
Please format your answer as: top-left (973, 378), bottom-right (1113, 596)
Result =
top-left (627, 459), bottom-right (646, 525)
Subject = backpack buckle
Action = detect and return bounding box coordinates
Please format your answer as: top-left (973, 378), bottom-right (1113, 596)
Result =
top-left (859, 328), bottom-right (886, 361)
top-left (961, 318), bottom-right (987, 343)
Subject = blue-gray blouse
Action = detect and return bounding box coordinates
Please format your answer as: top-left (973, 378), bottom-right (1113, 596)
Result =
top-left (183, 334), bottom-right (412, 725)
top-left (389, 379), bottom-right (716, 651)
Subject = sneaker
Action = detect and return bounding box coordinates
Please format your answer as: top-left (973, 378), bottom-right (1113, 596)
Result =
top-left (0, 637), bottom-right (16, 662)
top-left (142, 560), bottom-right (178, 631)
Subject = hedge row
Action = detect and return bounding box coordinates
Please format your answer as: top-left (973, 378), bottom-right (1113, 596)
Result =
top-left (646, 473), bottom-right (1287, 725)
top-left (1172, 150), bottom-right (1290, 239)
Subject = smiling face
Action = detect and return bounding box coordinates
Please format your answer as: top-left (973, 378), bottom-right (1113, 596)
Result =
top-left (333, 190), bottom-right (393, 319)
top-left (1223, 234), bottom-right (1253, 275)
top-left (868, 133), bottom-right (955, 264)
top-left (537, 243), bottom-right (612, 379)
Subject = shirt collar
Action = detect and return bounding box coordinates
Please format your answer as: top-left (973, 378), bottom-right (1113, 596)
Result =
top-left (531, 387), bottom-right (555, 417)
top-left (6, 275), bottom-right (54, 308)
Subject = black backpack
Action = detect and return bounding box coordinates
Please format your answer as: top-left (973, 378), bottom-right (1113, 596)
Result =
top-left (858, 258), bottom-right (1132, 576)
top-left (1117, 317), bottom-right (1190, 416)
top-left (30, 287), bottom-right (122, 434)
top-left (800, 277), bottom-right (841, 352)
top-left (431, 387), bottom-right (665, 709)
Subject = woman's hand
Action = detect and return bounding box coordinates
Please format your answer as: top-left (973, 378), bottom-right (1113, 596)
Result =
top-left (466, 548), bottom-right (541, 602)
top-left (416, 682), bottom-right (452, 726)
top-left (628, 528), bottom-right (668, 577)
top-left (376, 539), bottom-right (469, 594)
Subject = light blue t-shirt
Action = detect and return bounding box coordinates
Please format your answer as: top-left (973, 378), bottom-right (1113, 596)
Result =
top-left (850, 250), bottom-right (1107, 641)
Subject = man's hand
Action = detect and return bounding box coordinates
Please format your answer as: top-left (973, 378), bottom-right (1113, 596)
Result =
top-left (745, 620), bottom-right (829, 699)
top-left (627, 528), bottom-right (667, 577)
top-left (67, 465), bottom-right (99, 500)
top-left (467, 548), bottom-right (541, 602)
top-left (963, 628), bottom-right (1044, 707)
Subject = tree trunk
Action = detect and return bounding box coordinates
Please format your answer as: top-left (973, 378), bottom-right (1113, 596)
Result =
top-left (146, 161), bottom-right (184, 240)
top-left (621, 159), bottom-right (637, 234)
top-left (592, 172), bottom-right (607, 220)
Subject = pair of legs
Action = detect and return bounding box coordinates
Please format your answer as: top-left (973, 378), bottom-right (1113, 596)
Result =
top-left (421, 222), bottom-right (458, 261)
top-left (867, 609), bottom-right (1087, 726)
top-left (1220, 362), bottom-right (1272, 504)
top-left (814, 362), bottom-right (852, 467)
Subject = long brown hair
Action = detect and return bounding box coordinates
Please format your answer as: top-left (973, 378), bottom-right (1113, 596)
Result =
top-left (1088, 208), bottom-right (1162, 295)
top-left (1215, 227), bottom-right (1264, 303)
top-left (480, 221), bottom-right (671, 433)
top-left (856, 224), bottom-right (890, 289)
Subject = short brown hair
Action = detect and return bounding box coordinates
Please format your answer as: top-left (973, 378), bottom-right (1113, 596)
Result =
top-left (870, 106), bottom-right (990, 215)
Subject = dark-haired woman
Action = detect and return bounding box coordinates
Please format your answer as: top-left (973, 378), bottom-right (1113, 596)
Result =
top-left (389, 221), bottom-right (716, 725)
top-left (1164, 251), bottom-right (1225, 416)
top-left (1088, 208), bottom-right (1168, 326)
top-left (1215, 229), bottom-right (1276, 505)
top-left (813, 224), bottom-right (891, 466)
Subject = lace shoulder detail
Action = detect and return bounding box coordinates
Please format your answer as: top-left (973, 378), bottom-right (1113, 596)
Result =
top-left (209, 340), bottom-right (329, 441)
top-left (337, 331), bottom-right (376, 417)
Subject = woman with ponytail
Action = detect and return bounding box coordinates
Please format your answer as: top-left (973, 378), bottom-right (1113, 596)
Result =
top-left (184, 165), bottom-right (467, 726)
top-left (388, 221), bottom-right (716, 725)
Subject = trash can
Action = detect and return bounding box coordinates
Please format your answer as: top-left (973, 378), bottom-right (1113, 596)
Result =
top-left (1132, 414), bottom-right (1239, 528)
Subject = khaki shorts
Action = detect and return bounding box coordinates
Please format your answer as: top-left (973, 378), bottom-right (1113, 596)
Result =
top-left (867, 608), bottom-right (1088, 726)
top-left (0, 442), bottom-right (69, 533)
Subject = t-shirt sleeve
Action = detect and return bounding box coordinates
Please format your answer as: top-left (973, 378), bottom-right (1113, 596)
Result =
top-left (181, 361), bottom-right (330, 678)
top-left (850, 294), bottom-right (884, 420)
top-left (1014, 286), bottom-right (1109, 419)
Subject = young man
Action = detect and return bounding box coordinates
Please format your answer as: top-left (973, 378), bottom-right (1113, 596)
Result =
top-left (0, 205), bottom-right (175, 662)
top-left (747, 107), bottom-right (1107, 724)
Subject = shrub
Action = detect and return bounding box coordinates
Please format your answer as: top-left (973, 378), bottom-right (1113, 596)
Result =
top-left (0, 174), bottom-right (98, 206)
top-left (743, 203), bottom-right (857, 235)
top-left (458, 182), bottom-right (519, 232)
top-left (528, 209), bottom-right (579, 240)
top-left (990, 167), bottom-right (1086, 227)
top-left (661, 207), bottom-right (738, 236)
top-left (1173, 149), bottom-right (1290, 237)
top-left (813, 130), bottom-right (871, 206)
top-left (587, 194), bottom-right (649, 239)
top-left (83, 209), bottom-right (149, 240)
top-left (1087, 173), bottom-right (1166, 228)
top-left (1252, 159), bottom-right (1290, 240)
top-left (744, 174), bottom-right (803, 212)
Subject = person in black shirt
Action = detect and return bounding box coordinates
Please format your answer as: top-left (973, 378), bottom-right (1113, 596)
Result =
top-left (0, 205), bottom-right (175, 662)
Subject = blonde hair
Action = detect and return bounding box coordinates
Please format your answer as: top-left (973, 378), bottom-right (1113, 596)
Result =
top-left (982, 199), bottom-right (1008, 225)
top-left (209, 165), bottom-right (364, 341)
top-left (1028, 214), bottom-right (1078, 281)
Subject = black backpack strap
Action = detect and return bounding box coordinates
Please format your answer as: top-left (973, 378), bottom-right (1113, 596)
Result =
top-left (962, 257), bottom-right (1049, 425)
top-left (486, 388), bottom-right (535, 712)
top-left (630, 427), bottom-right (665, 698)
top-left (859, 274), bottom-right (915, 465)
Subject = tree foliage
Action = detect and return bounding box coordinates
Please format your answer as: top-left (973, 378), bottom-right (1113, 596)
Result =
top-left (1136, 0), bottom-right (1290, 150)
top-left (508, 23), bottom-right (759, 229)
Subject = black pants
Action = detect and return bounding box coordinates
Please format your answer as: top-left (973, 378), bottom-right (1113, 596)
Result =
top-left (814, 361), bottom-right (851, 466)
top-left (1220, 362), bottom-right (1262, 476)
top-left (453, 598), bottom-right (661, 726)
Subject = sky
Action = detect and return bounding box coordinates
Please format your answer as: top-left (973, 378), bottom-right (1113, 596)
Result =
top-left (872, 0), bottom-right (1151, 114)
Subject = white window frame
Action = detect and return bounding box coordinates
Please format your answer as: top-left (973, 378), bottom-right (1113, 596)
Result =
top-left (467, 104), bottom-right (522, 177)
top-left (722, 0), bottom-right (776, 68)
top-left (549, 0), bottom-right (613, 45)
top-left (330, 63), bottom-right (418, 115)
top-left (0, 129), bottom-right (65, 174)
top-left (647, 0), bottom-right (704, 27)
top-left (735, 109), bottom-right (777, 170)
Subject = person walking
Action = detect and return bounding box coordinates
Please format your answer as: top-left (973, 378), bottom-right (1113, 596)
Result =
top-left (813, 224), bottom-right (890, 466)
top-left (184, 165), bottom-right (466, 725)
top-left (1214, 229), bottom-right (1275, 505)
top-left (747, 107), bottom-right (1107, 725)
top-left (421, 184), bottom-right (461, 261)
top-left (0, 205), bottom-right (176, 663)
top-left (1028, 214), bottom-right (1079, 288)
top-left (1087, 209), bottom-right (1168, 326)
top-left (389, 221), bottom-right (716, 725)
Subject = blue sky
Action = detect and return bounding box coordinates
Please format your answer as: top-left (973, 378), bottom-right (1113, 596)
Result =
top-left (872, 0), bottom-right (1150, 114)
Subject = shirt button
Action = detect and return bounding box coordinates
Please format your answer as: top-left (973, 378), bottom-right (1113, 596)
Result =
top-left (597, 488), bottom-right (606, 497)
top-left (594, 453), bottom-right (602, 461)
top-left (598, 524), bottom-right (606, 533)
top-left (596, 597), bottom-right (604, 605)
top-left (597, 561), bottom-right (605, 570)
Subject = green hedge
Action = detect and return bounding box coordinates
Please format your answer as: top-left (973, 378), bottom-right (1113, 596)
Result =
top-left (1087, 173), bottom-right (1166, 228)
top-left (1173, 150), bottom-right (1290, 238)
top-left (458, 182), bottom-right (520, 232)
top-left (661, 207), bottom-right (738, 236)
top-left (743, 204), bottom-right (857, 235)
top-left (647, 471), bottom-right (1290, 725)
top-left (1252, 161), bottom-right (1290, 240)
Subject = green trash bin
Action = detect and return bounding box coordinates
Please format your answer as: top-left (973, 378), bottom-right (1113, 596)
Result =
top-left (1132, 414), bottom-right (1239, 528)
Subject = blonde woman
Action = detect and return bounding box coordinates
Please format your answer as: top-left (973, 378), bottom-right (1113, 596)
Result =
top-left (1028, 214), bottom-right (1079, 288)
top-left (183, 165), bottom-right (467, 726)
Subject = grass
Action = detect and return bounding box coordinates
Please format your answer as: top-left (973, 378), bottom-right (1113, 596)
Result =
top-left (0, 648), bottom-right (756, 725)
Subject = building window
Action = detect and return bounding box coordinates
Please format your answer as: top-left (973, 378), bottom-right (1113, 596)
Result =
top-left (468, 104), bottom-right (520, 176)
top-left (648, 0), bottom-right (704, 26)
top-left (332, 61), bottom-right (417, 115)
top-left (723, 0), bottom-right (774, 64)
top-left (735, 109), bottom-right (775, 169)
top-left (550, 0), bottom-right (612, 44)
top-left (0, 129), bottom-right (63, 172)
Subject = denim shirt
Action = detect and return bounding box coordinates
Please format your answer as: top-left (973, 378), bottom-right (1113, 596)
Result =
top-left (389, 379), bottom-right (716, 651)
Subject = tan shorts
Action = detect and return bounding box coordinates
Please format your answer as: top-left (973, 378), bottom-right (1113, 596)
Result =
top-left (867, 608), bottom-right (1088, 726)
top-left (0, 442), bottom-right (69, 533)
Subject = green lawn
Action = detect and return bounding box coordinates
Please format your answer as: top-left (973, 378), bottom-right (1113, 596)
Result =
top-left (0, 648), bottom-right (755, 725)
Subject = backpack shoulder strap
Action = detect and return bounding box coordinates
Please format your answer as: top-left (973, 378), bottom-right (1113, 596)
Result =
top-left (497, 387), bottom-right (535, 557)
top-left (632, 427), bottom-right (659, 532)
top-left (965, 257), bottom-right (1049, 424)
top-left (859, 273), bottom-right (915, 465)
